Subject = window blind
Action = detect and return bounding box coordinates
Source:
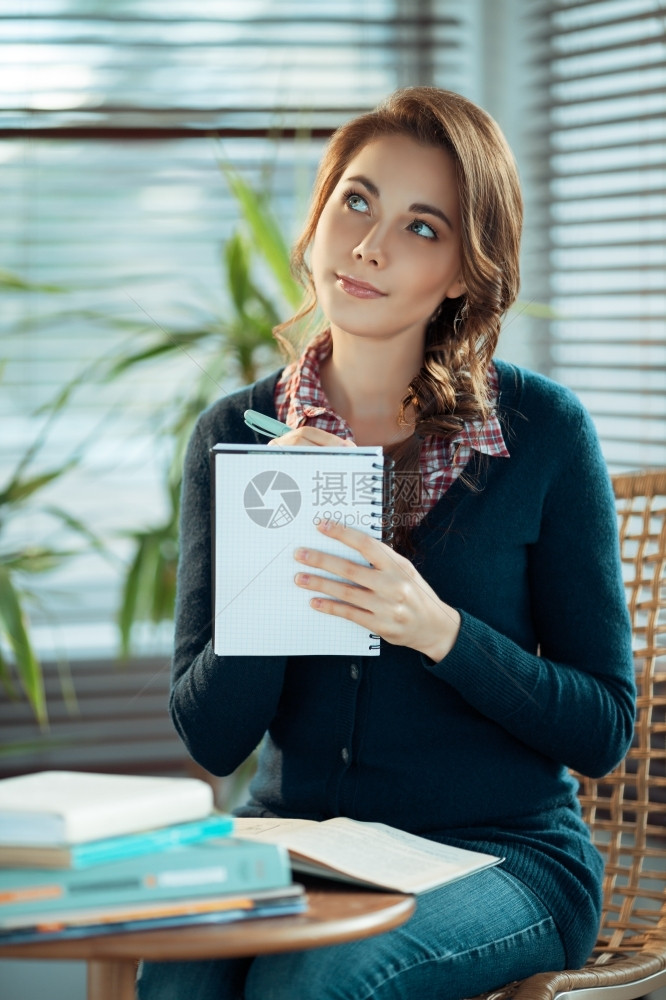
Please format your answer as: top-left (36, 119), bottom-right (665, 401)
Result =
top-left (1, 0), bottom-right (473, 659)
top-left (524, 0), bottom-right (666, 470)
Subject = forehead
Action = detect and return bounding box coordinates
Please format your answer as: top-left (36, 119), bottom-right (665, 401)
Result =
top-left (339, 133), bottom-right (459, 207)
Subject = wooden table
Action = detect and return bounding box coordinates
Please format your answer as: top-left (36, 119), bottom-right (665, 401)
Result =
top-left (0, 880), bottom-right (416, 1000)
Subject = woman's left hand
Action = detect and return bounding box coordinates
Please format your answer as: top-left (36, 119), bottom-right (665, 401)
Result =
top-left (294, 519), bottom-right (460, 662)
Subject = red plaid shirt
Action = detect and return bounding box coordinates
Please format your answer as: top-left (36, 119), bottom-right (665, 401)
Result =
top-left (275, 330), bottom-right (509, 523)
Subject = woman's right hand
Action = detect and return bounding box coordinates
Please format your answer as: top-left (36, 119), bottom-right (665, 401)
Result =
top-left (267, 426), bottom-right (356, 448)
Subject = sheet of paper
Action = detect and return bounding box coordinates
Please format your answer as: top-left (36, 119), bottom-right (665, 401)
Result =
top-left (233, 817), bottom-right (501, 894)
top-left (212, 445), bottom-right (385, 656)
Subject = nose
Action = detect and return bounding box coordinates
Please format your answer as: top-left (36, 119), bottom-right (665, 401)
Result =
top-left (353, 224), bottom-right (386, 267)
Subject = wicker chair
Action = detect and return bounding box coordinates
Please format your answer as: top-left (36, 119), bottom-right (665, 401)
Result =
top-left (475, 469), bottom-right (666, 1000)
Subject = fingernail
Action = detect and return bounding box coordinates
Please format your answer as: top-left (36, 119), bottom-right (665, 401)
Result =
top-left (295, 547), bottom-right (309, 561)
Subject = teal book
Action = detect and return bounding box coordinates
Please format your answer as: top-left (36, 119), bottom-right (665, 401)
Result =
top-left (0, 885), bottom-right (308, 940)
top-left (0, 839), bottom-right (291, 924)
top-left (0, 814), bottom-right (234, 870)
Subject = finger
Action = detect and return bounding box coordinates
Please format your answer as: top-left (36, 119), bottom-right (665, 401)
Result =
top-left (294, 570), bottom-right (376, 612)
top-left (294, 545), bottom-right (377, 587)
top-left (308, 594), bottom-right (376, 627)
top-left (268, 426), bottom-right (356, 447)
top-left (315, 518), bottom-right (393, 569)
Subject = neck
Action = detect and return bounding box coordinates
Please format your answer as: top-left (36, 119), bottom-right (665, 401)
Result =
top-left (319, 328), bottom-right (425, 445)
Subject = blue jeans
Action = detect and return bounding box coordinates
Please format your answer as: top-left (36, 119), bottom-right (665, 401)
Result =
top-left (136, 867), bottom-right (566, 1000)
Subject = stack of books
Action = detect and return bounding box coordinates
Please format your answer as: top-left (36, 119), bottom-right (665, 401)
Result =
top-left (0, 771), bottom-right (305, 944)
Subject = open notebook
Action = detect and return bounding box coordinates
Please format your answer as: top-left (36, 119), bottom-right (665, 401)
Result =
top-left (211, 444), bottom-right (393, 656)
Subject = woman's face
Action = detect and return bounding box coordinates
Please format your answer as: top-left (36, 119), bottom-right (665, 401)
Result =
top-left (310, 133), bottom-right (464, 346)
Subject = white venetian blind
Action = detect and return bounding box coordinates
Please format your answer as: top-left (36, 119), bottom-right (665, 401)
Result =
top-left (0, 0), bottom-right (474, 659)
top-left (524, 0), bottom-right (666, 470)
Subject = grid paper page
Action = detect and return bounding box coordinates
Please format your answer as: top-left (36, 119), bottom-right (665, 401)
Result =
top-left (212, 445), bottom-right (385, 656)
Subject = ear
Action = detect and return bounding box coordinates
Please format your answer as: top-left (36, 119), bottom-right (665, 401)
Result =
top-left (444, 276), bottom-right (465, 299)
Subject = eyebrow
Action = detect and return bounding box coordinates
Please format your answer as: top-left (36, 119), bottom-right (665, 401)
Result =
top-left (344, 174), bottom-right (454, 231)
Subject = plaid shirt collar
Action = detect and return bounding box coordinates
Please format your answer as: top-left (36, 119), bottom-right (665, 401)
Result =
top-left (276, 330), bottom-right (509, 460)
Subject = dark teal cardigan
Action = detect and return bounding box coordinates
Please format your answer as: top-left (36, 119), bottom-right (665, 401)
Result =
top-left (170, 359), bottom-right (635, 967)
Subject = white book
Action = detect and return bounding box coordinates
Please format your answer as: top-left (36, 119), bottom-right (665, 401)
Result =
top-left (234, 817), bottom-right (502, 895)
top-left (0, 771), bottom-right (214, 846)
top-left (211, 444), bottom-right (393, 657)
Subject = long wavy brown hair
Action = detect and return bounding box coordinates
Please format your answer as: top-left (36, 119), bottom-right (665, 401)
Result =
top-left (275, 87), bottom-right (523, 551)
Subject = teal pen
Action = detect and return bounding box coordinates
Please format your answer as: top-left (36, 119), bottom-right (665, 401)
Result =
top-left (243, 409), bottom-right (292, 439)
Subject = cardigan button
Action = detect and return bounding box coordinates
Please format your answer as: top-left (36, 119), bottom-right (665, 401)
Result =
top-left (341, 747), bottom-right (350, 765)
top-left (350, 663), bottom-right (359, 680)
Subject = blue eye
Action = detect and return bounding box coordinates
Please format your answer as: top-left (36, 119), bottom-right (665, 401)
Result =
top-left (345, 192), bottom-right (369, 213)
top-left (408, 218), bottom-right (437, 240)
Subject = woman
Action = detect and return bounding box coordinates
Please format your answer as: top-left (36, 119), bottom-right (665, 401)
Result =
top-left (137, 88), bottom-right (635, 1000)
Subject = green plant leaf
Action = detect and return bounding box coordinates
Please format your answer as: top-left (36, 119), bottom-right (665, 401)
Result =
top-left (1, 547), bottom-right (77, 574)
top-left (225, 232), bottom-right (252, 317)
top-left (42, 505), bottom-right (112, 561)
top-left (152, 537), bottom-right (178, 623)
top-left (246, 279), bottom-right (284, 330)
top-left (117, 526), bottom-right (176, 651)
top-left (0, 646), bottom-right (19, 700)
top-left (103, 330), bottom-right (212, 378)
top-left (223, 168), bottom-right (301, 308)
top-left (0, 736), bottom-right (70, 759)
top-left (0, 268), bottom-right (67, 294)
top-left (0, 461), bottom-right (78, 508)
top-left (0, 567), bottom-right (47, 726)
top-left (118, 535), bottom-right (150, 657)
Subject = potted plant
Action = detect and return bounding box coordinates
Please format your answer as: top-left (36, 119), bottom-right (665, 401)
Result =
top-left (0, 354), bottom-right (105, 727)
top-left (109, 169), bottom-right (304, 655)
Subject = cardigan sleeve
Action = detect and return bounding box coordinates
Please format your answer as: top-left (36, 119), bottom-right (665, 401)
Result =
top-left (424, 399), bottom-right (636, 779)
top-left (169, 413), bottom-right (288, 777)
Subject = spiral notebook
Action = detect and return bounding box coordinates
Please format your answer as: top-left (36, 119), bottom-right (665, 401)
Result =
top-left (211, 444), bottom-right (394, 656)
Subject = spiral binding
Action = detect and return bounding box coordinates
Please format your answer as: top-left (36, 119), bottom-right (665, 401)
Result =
top-left (367, 455), bottom-right (396, 651)
top-left (368, 456), bottom-right (396, 547)
top-left (379, 455), bottom-right (396, 549)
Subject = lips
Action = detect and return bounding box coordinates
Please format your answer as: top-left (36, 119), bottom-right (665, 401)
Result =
top-left (336, 273), bottom-right (387, 299)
